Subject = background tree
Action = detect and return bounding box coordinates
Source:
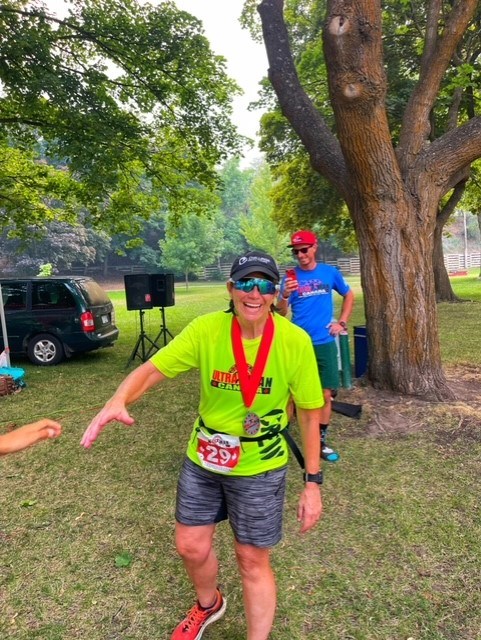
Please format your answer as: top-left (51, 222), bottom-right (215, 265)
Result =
top-left (255, 0), bottom-right (481, 399)
top-left (269, 153), bottom-right (357, 255)
top-left (239, 162), bottom-right (291, 262)
top-left (0, 220), bottom-right (110, 274)
top-left (0, 0), bottom-right (241, 236)
top-left (216, 158), bottom-right (252, 261)
top-left (116, 213), bottom-right (167, 273)
top-left (159, 190), bottom-right (224, 287)
top-left (0, 146), bottom-right (84, 233)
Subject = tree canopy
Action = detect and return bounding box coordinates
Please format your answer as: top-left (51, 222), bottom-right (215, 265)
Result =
top-left (240, 162), bottom-right (292, 262)
top-left (160, 208), bottom-right (224, 287)
top-left (0, 0), bottom-right (242, 236)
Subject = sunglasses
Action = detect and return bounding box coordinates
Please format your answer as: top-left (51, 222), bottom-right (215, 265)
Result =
top-left (292, 245), bottom-right (313, 256)
top-left (231, 277), bottom-right (279, 295)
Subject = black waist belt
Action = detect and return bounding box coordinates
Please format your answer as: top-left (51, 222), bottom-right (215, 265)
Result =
top-left (197, 417), bottom-right (305, 470)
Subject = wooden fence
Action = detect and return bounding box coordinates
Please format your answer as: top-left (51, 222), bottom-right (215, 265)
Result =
top-left (198, 253), bottom-right (480, 279)
top-left (4, 253), bottom-right (479, 280)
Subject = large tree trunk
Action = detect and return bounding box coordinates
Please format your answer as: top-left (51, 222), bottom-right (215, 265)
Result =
top-left (352, 193), bottom-right (449, 397)
top-left (257, 0), bottom-right (481, 400)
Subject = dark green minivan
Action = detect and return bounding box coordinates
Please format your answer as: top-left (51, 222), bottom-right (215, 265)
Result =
top-left (0, 276), bottom-right (119, 365)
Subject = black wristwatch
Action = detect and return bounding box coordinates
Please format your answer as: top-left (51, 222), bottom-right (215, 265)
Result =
top-left (338, 321), bottom-right (347, 329)
top-left (303, 471), bottom-right (323, 484)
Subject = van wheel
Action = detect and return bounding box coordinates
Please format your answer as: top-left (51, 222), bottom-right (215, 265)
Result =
top-left (27, 334), bottom-right (65, 366)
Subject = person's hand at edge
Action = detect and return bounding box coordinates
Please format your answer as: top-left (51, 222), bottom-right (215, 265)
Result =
top-left (0, 419), bottom-right (62, 455)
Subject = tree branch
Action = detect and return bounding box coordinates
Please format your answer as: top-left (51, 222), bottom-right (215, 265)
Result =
top-left (437, 177), bottom-right (467, 228)
top-left (420, 117), bottom-right (481, 194)
top-left (422, 0), bottom-right (443, 63)
top-left (321, 0), bottom-right (403, 204)
top-left (0, 4), bottom-right (205, 122)
top-left (397, 0), bottom-right (478, 171)
top-left (0, 117), bottom-right (52, 128)
top-left (257, 0), bottom-right (348, 197)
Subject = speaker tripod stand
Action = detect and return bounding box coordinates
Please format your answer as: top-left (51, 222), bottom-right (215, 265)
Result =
top-left (125, 309), bottom-right (161, 368)
top-left (149, 306), bottom-right (174, 352)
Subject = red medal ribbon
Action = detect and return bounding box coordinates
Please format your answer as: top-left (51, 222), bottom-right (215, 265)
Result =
top-left (231, 314), bottom-right (275, 408)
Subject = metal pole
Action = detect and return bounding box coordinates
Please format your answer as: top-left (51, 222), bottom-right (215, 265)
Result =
top-left (0, 284), bottom-right (11, 367)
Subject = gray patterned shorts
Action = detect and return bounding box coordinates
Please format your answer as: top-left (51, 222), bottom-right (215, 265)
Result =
top-left (175, 457), bottom-right (288, 548)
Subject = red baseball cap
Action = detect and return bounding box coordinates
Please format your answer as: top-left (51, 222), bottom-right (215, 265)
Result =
top-left (288, 230), bottom-right (317, 247)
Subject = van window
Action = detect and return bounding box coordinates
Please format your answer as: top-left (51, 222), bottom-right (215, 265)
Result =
top-left (3, 282), bottom-right (27, 310)
top-left (77, 279), bottom-right (110, 306)
top-left (32, 282), bottom-right (76, 310)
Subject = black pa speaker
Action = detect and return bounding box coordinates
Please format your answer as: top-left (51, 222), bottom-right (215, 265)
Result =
top-left (124, 274), bottom-right (153, 310)
top-left (150, 273), bottom-right (175, 308)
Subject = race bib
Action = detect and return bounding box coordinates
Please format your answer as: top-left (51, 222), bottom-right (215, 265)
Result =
top-left (197, 430), bottom-right (241, 474)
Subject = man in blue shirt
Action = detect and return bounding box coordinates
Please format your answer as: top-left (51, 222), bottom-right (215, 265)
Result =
top-left (278, 230), bottom-right (354, 461)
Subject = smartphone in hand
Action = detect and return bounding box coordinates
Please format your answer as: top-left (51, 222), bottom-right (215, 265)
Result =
top-left (286, 268), bottom-right (297, 281)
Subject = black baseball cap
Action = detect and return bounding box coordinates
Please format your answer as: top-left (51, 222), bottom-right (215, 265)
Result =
top-left (230, 251), bottom-right (280, 282)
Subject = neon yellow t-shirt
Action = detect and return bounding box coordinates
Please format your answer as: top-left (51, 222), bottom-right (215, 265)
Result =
top-left (149, 311), bottom-right (323, 476)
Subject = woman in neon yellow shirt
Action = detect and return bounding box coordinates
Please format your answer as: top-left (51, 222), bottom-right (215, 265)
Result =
top-left (81, 250), bottom-right (324, 640)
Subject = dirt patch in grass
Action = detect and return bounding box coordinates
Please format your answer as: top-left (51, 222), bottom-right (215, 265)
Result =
top-left (335, 363), bottom-right (481, 439)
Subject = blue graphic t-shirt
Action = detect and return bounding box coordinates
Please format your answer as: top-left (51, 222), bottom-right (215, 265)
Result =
top-left (281, 264), bottom-right (351, 345)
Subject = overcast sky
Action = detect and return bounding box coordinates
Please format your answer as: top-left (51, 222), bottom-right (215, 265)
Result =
top-left (173, 0), bottom-right (268, 162)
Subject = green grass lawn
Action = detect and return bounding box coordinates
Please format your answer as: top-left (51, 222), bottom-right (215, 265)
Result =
top-left (1, 275), bottom-right (480, 639)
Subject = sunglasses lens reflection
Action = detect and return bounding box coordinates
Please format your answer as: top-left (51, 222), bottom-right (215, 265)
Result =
top-left (234, 278), bottom-right (277, 294)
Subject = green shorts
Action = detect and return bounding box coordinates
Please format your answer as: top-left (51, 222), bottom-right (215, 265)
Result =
top-left (313, 341), bottom-right (339, 391)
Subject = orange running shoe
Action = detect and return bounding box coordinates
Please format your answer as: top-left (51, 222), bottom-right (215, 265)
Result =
top-left (170, 588), bottom-right (226, 640)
